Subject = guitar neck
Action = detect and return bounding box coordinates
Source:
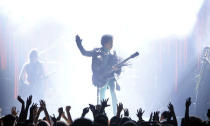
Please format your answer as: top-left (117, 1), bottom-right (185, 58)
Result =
top-left (116, 57), bottom-right (132, 67)
top-left (106, 52), bottom-right (139, 74)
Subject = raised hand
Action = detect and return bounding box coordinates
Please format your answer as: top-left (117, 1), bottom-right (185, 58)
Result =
top-left (101, 98), bottom-right (110, 109)
top-left (34, 106), bottom-right (44, 125)
top-left (149, 112), bottom-right (153, 122)
top-left (81, 107), bottom-right (89, 118)
top-left (124, 108), bottom-right (129, 117)
top-left (153, 111), bottom-right (160, 122)
top-left (66, 106), bottom-right (71, 112)
top-left (30, 103), bottom-right (38, 112)
top-left (40, 100), bottom-right (51, 125)
top-left (83, 107), bottom-right (89, 114)
top-left (17, 96), bottom-right (25, 105)
top-left (117, 102), bottom-right (123, 117)
top-left (185, 97), bottom-right (191, 122)
top-left (65, 106), bottom-right (73, 125)
top-left (40, 100), bottom-right (46, 109)
top-left (26, 95), bottom-right (32, 108)
top-left (185, 97), bottom-right (191, 108)
top-left (76, 35), bottom-right (82, 44)
top-left (29, 103), bottom-right (38, 123)
top-left (117, 103), bottom-right (123, 113)
top-left (17, 96), bottom-right (25, 123)
top-left (58, 107), bottom-right (64, 115)
top-left (38, 106), bottom-right (44, 112)
top-left (17, 95), bottom-right (32, 123)
top-left (11, 106), bottom-right (18, 116)
top-left (136, 108), bottom-right (145, 121)
top-left (56, 107), bottom-right (64, 120)
top-left (168, 102), bottom-right (174, 113)
top-left (89, 104), bottom-right (97, 119)
top-left (89, 104), bottom-right (96, 112)
top-left (168, 102), bottom-right (178, 126)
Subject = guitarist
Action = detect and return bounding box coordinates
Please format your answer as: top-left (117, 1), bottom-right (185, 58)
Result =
top-left (19, 49), bottom-right (46, 101)
top-left (75, 34), bottom-right (121, 114)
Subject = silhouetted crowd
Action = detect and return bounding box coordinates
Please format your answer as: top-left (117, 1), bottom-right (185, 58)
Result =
top-left (0, 95), bottom-right (209, 126)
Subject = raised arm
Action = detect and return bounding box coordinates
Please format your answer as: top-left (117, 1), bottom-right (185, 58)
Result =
top-left (17, 95), bottom-right (32, 124)
top-left (116, 103), bottom-right (123, 118)
top-left (81, 107), bottom-right (89, 118)
top-left (40, 100), bottom-right (52, 126)
top-left (185, 97), bottom-right (191, 121)
top-left (65, 106), bottom-right (73, 125)
top-left (100, 98), bottom-right (110, 114)
top-left (29, 103), bottom-right (38, 124)
top-left (60, 111), bottom-right (70, 125)
top-left (168, 102), bottom-right (178, 126)
top-left (75, 35), bottom-right (94, 57)
top-left (17, 96), bottom-right (25, 122)
top-left (34, 106), bottom-right (44, 125)
top-left (57, 107), bottom-right (63, 121)
top-left (136, 108), bottom-right (145, 122)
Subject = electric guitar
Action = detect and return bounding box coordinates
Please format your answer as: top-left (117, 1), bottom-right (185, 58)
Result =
top-left (92, 51), bottom-right (139, 88)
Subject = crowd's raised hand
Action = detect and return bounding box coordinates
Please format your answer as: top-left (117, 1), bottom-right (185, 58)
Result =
top-left (124, 108), bottom-right (129, 117)
top-left (137, 108), bottom-right (145, 122)
top-left (17, 96), bottom-right (25, 105)
top-left (100, 98), bottom-right (110, 113)
top-left (29, 103), bottom-right (38, 123)
top-left (57, 107), bottom-right (63, 121)
top-left (167, 102), bottom-right (178, 126)
top-left (81, 107), bottom-right (89, 118)
top-left (26, 95), bottom-right (32, 109)
top-left (11, 106), bottom-right (18, 117)
top-left (65, 105), bottom-right (73, 125)
top-left (40, 99), bottom-right (52, 125)
top-left (185, 97), bottom-right (191, 108)
top-left (2, 94), bottom-right (209, 126)
top-left (17, 95), bottom-right (32, 123)
top-left (185, 97), bottom-right (191, 121)
top-left (117, 102), bottom-right (123, 117)
top-left (153, 111), bottom-right (160, 123)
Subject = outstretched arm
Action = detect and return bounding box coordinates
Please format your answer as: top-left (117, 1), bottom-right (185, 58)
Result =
top-left (75, 35), bottom-right (94, 57)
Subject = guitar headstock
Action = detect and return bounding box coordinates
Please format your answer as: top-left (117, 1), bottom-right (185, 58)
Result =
top-left (130, 52), bottom-right (139, 58)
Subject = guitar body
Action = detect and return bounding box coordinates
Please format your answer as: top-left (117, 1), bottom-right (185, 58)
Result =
top-left (92, 51), bottom-right (139, 88)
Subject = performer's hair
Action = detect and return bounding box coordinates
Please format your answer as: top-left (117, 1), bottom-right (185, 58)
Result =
top-left (29, 49), bottom-right (38, 60)
top-left (101, 34), bottom-right (113, 46)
